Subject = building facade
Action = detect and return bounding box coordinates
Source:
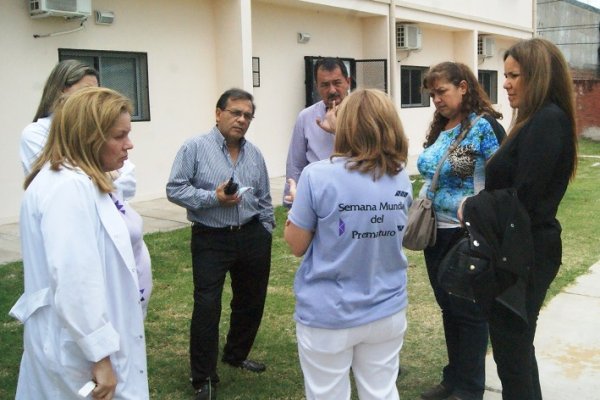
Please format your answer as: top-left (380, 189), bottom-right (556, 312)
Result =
top-left (537, 0), bottom-right (600, 136)
top-left (1, 0), bottom-right (535, 223)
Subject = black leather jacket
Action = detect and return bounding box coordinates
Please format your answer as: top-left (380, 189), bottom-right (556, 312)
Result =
top-left (443, 188), bottom-right (534, 323)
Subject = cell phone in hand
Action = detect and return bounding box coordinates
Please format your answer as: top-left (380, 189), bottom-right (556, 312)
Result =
top-left (224, 176), bottom-right (239, 195)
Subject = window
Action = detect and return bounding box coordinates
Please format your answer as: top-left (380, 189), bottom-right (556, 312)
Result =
top-left (478, 70), bottom-right (498, 104)
top-left (400, 66), bottom-right (429, 108)
top-left (252, 57), bottom-right (260, 88)
top-left (59, 49), bottom-right (150, 121)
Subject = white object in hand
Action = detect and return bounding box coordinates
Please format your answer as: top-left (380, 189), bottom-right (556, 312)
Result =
top-left (78, 381), bottom-right (96, 398)
top-left (238, 186), bottom-right (252, 196)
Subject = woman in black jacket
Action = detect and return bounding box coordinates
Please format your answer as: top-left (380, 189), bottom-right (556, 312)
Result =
top-left (485, 37), bottom-right (578, 399)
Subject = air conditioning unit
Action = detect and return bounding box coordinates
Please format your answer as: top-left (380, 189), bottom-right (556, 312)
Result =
top-left (396, 24), bottom-right (422, 50)
top-left (478, 36), bottom-right (495, 58)
top-left (29, 0), bottom-right (92, 19)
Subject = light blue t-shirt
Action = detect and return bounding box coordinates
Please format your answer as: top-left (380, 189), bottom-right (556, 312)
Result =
top-left (417, 113), bottom-right (500, 226)
top-left (288, 157), bottom-right (412, 329)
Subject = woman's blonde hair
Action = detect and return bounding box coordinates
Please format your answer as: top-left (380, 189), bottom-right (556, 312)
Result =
top-left (25, 87), bottom-right (132, 192)
top-left (332, 89), bottom-right (408, 180)
top-left (504, 37), bottom-right (578, 178)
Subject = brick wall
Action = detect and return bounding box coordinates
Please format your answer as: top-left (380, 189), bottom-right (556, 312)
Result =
top-left (573, 77), bottom-right (600, 135)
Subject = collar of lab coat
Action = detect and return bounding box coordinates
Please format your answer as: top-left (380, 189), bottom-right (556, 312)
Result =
top-left (94, 183), bottom-right (138, 285)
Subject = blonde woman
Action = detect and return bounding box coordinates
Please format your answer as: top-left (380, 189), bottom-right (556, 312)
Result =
top-left (285, 89), bottom-right (411, 400)
top-left (11, 87), bottom-right (149, 399)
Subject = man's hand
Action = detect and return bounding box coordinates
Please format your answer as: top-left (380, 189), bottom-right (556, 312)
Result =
top-left (91, 357), bottom-right (117, 399)
top-left (284, 178), bottom-right (297, 205)
top-left (216, 181), bottom-right (241, 207)
top-left (316, 99), bottom-right (338, 134)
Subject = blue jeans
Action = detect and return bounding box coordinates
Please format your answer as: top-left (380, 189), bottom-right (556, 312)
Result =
top-left (424, 227), bottom-right (488, 400)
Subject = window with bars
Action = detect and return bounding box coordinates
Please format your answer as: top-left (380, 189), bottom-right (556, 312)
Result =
top-left (400, 65), bottom-right (429, 108)
top-left (59, 49), bottom-right (150, 121)
top-left (478, 70), bottom-right (498, 104)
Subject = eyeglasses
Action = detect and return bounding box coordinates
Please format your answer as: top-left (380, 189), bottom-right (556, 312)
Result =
top-left (224, 109), bottom-right (254, 121)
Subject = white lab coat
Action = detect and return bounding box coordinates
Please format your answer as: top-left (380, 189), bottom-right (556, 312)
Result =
top-left (10, 164), bottom-right (149, 399)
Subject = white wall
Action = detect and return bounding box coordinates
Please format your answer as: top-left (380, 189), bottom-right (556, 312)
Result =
top-left (1, 0), bottom-right (219, 224)
top-left (398, 0), bottom-right (533, 32)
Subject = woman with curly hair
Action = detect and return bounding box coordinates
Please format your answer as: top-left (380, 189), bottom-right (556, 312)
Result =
top-left (418, 62), bottom-right (505, 400)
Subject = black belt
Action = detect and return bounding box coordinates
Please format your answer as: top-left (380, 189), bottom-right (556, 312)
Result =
top-left (192, 217), bottom-right (259, 233)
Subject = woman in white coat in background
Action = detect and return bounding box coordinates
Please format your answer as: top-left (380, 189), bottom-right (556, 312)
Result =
top-left (20, 59), bottom-right (136, 200)
top-left (10, 87), bottom-right (150, 400)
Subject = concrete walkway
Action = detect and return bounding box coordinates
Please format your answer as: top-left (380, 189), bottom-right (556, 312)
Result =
top-left (484, 260), bottom-right (600, 399)
top-left (2, 175), bottom-right (599, 399)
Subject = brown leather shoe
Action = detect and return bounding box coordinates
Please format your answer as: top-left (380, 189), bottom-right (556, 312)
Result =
top-left (420, 383), bottom-right (452, 400)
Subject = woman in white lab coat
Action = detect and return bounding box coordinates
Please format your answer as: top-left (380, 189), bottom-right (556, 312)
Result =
top-left (10, 87), bottom-right (149, 400)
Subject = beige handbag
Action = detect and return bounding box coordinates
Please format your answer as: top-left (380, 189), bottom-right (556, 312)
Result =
top-left (403, 196), bottom-right (437, 250)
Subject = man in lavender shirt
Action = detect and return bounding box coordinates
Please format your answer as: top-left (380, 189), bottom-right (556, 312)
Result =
top-left (283, 57), bottom-right (351, 204)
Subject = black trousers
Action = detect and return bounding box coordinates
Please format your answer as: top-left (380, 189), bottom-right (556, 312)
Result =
top-left (189, 219), bottom-right (272, 388)
top-left (425, 228), bottom-right (488, 400)
top-left (489, 226), bottom-right (562, 400)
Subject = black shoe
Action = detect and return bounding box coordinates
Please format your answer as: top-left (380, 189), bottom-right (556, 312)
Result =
top-left (223, 358), bottom-right (266, 373)
top-left (420, 383), bottom-right (452, 400)
top-left (194, 382), bottom-right (216, 400)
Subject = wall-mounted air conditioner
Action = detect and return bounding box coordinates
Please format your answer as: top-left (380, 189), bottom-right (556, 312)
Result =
top-left (29, 0), bottom-right (92, 19)
top-left (478, 36), bottom-right (495, 58)
top-left (396, 24), bottom-right (422, 50)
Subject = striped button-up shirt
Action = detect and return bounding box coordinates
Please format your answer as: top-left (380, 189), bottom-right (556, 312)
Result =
top-left (166, 126), bottom-right (274, 232)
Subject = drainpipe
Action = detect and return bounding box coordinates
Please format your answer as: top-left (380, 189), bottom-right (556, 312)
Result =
top-left (389, 0), bottom-right (399, 105)
top-left (532, 0), bottom-right (537, 38)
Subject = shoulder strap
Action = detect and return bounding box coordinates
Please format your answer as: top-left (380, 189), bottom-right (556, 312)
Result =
top-left (429, 115), bottom-right (482, 196)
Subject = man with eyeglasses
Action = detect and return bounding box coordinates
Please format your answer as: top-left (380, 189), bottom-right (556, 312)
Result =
top-left (283, 57), bottom-right (351, 205)
top-left (166, 88), bottom-right (274, 400)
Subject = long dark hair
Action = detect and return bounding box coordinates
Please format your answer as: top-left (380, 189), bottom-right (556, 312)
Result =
top-left (503, 38), bottom-right (577, 179)
top-left (422, 62), bottom-right (501, 147)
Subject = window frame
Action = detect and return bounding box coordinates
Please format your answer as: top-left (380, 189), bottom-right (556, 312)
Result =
top-left (478, 69), bottom-right (498, 104)
top-left (59, 48), bottom-right (150, 121)
top-left (400, 65), bottom-right (430, 108)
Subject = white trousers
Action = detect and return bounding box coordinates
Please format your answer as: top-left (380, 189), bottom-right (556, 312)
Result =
top-left (296, 309), bottom-right (407, 400)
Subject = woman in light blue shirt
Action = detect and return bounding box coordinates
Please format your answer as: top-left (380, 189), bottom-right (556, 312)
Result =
top-left (285, 89), bottom-right (411, 400)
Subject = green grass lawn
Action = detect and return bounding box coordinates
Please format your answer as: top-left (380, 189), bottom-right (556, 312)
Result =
top-left (1, 138), bottom-right (599, 399)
